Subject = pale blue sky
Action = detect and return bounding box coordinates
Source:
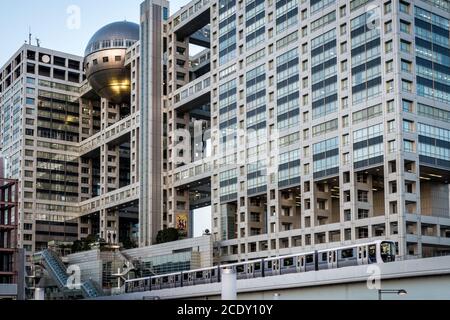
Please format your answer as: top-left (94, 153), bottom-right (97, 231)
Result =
top-left (0, 0), bottom-right (186, 63)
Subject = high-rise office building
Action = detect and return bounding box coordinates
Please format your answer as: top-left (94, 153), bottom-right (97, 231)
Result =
top-left (0, 45), bottom-right (85, 258)
top-left (1, 1), bottom-right (450, 295)
top-left (161, 0), bottom-right (450, 263)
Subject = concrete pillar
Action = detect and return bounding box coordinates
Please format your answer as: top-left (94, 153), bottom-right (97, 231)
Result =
top-left (221, 269), bottom-right (237, 300)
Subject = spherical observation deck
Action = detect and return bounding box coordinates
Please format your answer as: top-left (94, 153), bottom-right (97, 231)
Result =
top-left (84, 21), bottom-right (140, 104)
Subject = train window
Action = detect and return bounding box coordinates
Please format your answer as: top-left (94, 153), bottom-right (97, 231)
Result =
top-left (283, 258), bottom-right (294, 267)
top-left (321, 253), bottom-right (327, 261)
top-left (267, 261), bottom-right (273, 268)
top-left (196, 271), bottom-right (203, 279)
top-left (380, 241), bottom-right (396, 262)
top-left (236, 265), bottom-right (245, 273)
top-left (306, 255), bottom-right (314, 263)
top-left (341, 249), bottom-right (354, 259)
top-left (254, 262), bottom-right (261, 270)
top-left (368, 245), bottom-right (376, 261)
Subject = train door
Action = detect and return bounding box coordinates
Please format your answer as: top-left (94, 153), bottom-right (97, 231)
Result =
top-left (272, 259), bottom-right (280, 275)
top-left (186, 272), bottom-right (194, 286)
top-left (204, 270), bottom-right (211, 283)
top-left (247, 263), bottom-right (254, 278)
top-left (357, 245), bottom-right (369, 265)
top-left (297, 256), bottom-right (306, 272)
top-left (327, 250), bottom-right (338, 269)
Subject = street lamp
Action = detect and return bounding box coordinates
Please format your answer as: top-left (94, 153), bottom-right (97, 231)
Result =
top-left (378, 289), bottom-right (408, 300)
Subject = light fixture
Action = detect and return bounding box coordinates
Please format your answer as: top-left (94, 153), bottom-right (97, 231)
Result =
top-left (378, 289), bottom-right (408, 300)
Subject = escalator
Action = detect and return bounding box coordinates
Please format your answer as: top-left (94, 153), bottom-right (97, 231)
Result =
top-left (33, 249), bottom-right (103, 299)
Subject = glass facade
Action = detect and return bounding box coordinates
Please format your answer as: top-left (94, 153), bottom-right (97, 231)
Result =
top-left (246, 64), bottom-right (267, 195)
top-left (415, 6), bottom-right (450, 104)
top-left (219, 0), bottom-right (237, 65)
top-left (351, 10), bottom-right (381, 104)
top-left (311, 29), bottom-right (337, 120)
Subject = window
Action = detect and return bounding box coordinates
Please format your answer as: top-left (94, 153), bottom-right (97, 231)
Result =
top-left (401, 60), bottom-right (412, 73)
top-left (399, 1), bottom-right (410, 13)
top-left (400, 20), bottom-right (411, 34)
top-left (358, 190), bottom-right (369, 202)
top-left (403, 120), bottom-right (414, 133)
top-left (385, 20), bottom-right (392, 33)
top-left (344, 190), bottom-right (351, 202)
top-left (342, 115), bottom-right (349, 128)
top-left (340, 24), bottom-right (347, 36)
top-left (115, 56), bottom-right (121, 62)
top-left (341, 60), bottom-right (348, 72)
top-left (384, 1), bottom-right (392, 14)
top-left (358, 209), bottom-right (369, 219)
top-left (340, 42), bottom-right (347, 54)
top-left (388, 140), bottom-right (396, 153)
top-left (342, 97), bottom-right (348, 109)
top-left (341, 78), bottom-right (348, 90)
top-left (343, 153), bottom-right (350, 165)
top-left (404, 139), bottom-right (414, 152)
top-left (341, 249), bottom-right (354, 259)
top-left (387, 100), bottom-right (395, 113)
top-left (23, 234), bottom-right (33, 241)
top-left (385, 40), bottom-right (393, 53)
top-left (402, 100), bottom-right (413, 113)
top-left (400, 40), bottom-right (411, 53)
top-left (402, 80), bottom-right (412, 93)
top-left (344, 210), bottom-right (351, 221)
top-left (340, 5), bottom-right (346, 17)
top-left (388, 120), bottom-right (396, 133)
top-left (386, 80), bottom-right (394, 93)
top-left (386, 60), bottom-right (393, 73)
top-left (342, 134), bottom-right (349, 146)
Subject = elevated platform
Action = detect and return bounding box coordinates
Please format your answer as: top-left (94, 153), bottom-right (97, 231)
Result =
top-left (93, 256), bottom-right (450, 300)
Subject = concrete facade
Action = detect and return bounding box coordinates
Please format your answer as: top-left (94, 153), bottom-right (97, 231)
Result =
top-left (161, 0), bottom-right (450, 265)
top-left (2, 0), bottom-right (450, 299)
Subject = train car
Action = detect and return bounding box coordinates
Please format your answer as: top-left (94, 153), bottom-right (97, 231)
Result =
top-left (181, 266), bottom-right (220, 287)
top-left (124, 240), bottom-right (397, 293)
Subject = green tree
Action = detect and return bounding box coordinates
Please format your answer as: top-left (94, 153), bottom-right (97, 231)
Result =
top-left (156, 228), bottom-right (180, 244)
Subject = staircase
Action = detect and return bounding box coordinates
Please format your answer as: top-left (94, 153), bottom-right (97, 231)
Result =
top-left (34, 249), bottom-right (103, 299)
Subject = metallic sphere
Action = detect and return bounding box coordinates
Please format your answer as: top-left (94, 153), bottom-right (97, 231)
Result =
top-left (84, 21), bottom-right (140, 104)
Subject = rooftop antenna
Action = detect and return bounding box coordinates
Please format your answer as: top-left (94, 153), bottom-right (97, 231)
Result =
top-left (28, 27), bottom-right (32, 45)
top-left (36, 38), bottom-right (41, 47)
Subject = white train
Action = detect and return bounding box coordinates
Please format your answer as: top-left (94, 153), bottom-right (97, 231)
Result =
top-left (125, 240), bottom-right (396, 293)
